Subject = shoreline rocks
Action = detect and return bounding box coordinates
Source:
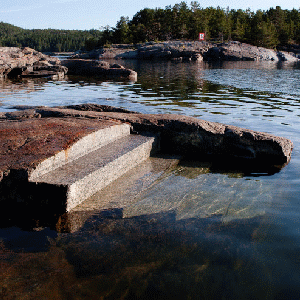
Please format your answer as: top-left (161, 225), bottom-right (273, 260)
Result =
top-left (75, 41), bottom-right (300, 63)
top-left (0, 47), bottom-right (137, 81)
top-left (203, 41), bottom-right (299, 62)
top-left (0, 104), bottom-right (293, 224)
top-left (0, 104), bottom-right (293, 177)
top-left (74, 41), bottom-right (208, 62)
top-left (0, 47), bottom-right (68, 79)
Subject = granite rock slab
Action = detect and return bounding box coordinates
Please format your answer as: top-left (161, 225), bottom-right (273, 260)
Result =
top-left (0, 117), bottom-right (122, 180)
top-left (3, 104), bottom-right (293, 171)
top-left (0, 104), bottom-right (293, 222)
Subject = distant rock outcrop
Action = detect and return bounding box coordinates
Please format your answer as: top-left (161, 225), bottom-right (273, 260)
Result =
top-left (0, 47), bottom-right (68, 79)
top-left (75, 41), bottom-right (300, 63)
top-left (1, 104), bottom-right (292, 169)
top-left (74, 41), bottom-right (207, 62)
top-left (203, 41), bottom-right (299, 62)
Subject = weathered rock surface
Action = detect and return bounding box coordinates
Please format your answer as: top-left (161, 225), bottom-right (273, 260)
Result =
top-left (0, 104), bottom-right (293, 178)
top-left (136, 42), bottom-right (204, 61)
top-left (74, 41), bottom-right (208, 61)
top-left (276, 44), bottom-right (300, 59)
top-left (0, 117), bottom-right (122, 180)
top-left (47, 105), bottom-right (294, 165)
top-left (0, 104), bottom-right (293, 224)
top-left (61, 59), bottom-right (137, 80)
top-left (76, 41), bottom-right (300, 62)
top-left (0, 47), bottom-right (68, 79)
top-left (204, 41), bottom-right (299, 62)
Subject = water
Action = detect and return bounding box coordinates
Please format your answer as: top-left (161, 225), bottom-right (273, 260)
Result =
top-left (1, 60), bottom-right (300, 299)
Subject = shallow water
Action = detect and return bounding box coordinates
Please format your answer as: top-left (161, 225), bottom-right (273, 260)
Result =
top-left (1, 60), bottom-right (300, 299)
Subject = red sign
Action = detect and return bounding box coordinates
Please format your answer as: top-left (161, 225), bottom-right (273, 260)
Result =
top-left (199, 33), bottom-right (205, 41)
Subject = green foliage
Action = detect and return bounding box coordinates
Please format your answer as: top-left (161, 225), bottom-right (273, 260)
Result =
top-left (0, 22), bottom-right (102, 52)
top-left (120, 3), bottom-right (300, 48)
top-left (1, 3), bottom-right (300, 52)
top-left (114, 16), bottom-right (130, 44)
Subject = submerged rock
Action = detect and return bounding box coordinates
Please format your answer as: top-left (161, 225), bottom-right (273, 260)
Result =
top-left (0, 47), bottom-right (68, 79)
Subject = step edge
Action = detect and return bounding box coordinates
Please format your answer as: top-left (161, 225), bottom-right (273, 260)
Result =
top-left (29, 123), bottom-right (131, 180)
top-left (31, 134), bottom-right (158, 185)
top-left (66, 137), bottom-right (157, 211)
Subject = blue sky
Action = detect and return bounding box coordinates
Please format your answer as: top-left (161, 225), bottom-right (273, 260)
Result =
top-left (1, 0), bottom-right (300, 30)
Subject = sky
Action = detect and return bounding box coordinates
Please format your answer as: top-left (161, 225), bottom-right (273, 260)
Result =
top-left (1, 0), bottom-right (300, 31)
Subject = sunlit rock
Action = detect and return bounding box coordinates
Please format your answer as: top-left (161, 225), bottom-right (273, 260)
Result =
top-left (0, 47), bottom-right (68, 79)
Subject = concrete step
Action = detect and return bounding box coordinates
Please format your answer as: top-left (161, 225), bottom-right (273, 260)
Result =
top-left (30, 134), bottom-right (158, 211)
top-left (29, 123), bottom-right (130, 180)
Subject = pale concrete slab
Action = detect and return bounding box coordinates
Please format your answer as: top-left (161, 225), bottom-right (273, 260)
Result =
top-left (31, 134), bottom-right (158, 211)
top-left (29, 123), bottom-right (130, 180)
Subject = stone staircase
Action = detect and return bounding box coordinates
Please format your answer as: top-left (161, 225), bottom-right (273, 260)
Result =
top-left (28, 123), bottom-right (158, 211)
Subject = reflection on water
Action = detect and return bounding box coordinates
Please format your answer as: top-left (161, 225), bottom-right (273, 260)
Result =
top-left (1, 156), bottom-right (298, 299)
top-left (1, 60), bottom-right (300, 299)
top-left (1, 61), bottom-right (300, 130)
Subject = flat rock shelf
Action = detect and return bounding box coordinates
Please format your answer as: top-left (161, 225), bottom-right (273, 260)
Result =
top-left (0, 104), bottom-right (293, 228)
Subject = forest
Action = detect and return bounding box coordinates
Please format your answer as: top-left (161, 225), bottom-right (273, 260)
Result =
top-left (0, 2), bottom-right (300, 52)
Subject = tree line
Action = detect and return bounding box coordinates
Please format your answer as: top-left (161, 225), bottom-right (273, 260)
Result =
top-left (1, 2), bottom-right (300, 52)
top-left (108, 2), bottom-right (300, 49)
top-left (0, 22), bottom-right (102, 52)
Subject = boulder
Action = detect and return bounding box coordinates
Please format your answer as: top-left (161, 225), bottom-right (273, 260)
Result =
top-left (61, 59), bottom-right (137, 81)
top-left (0, 47), bottom-right (68, 79)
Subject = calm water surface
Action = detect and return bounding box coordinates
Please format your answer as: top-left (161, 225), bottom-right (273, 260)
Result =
top-left (1, 60), bottom-right (300, 299)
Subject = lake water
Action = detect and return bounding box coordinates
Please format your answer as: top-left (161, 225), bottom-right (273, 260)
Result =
top-left (1, 60), bottom-right (300, 299)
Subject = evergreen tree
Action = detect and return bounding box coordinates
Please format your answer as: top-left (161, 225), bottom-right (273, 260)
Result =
top-left (1, 3), bottom-right (300, 51)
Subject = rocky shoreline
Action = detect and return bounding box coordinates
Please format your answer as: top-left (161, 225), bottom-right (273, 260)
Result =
top-left (74, 41), bottom-right (300, 63)
top-left (0, 47), bottom-right (67, 80)
top-left (1, 104), bottom-right (293, 177)
top-left (0, 104), bottom-right (293, 225)
top-left (1, 41), bottom-right (299, 81)
top-left (0, 47), bottom-right (137, 81)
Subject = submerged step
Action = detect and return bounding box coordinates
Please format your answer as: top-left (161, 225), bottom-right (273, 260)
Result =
top-left (31, 134), bottom-right (158, 211)
top-left (29, 123), bottom-right (130, 180)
